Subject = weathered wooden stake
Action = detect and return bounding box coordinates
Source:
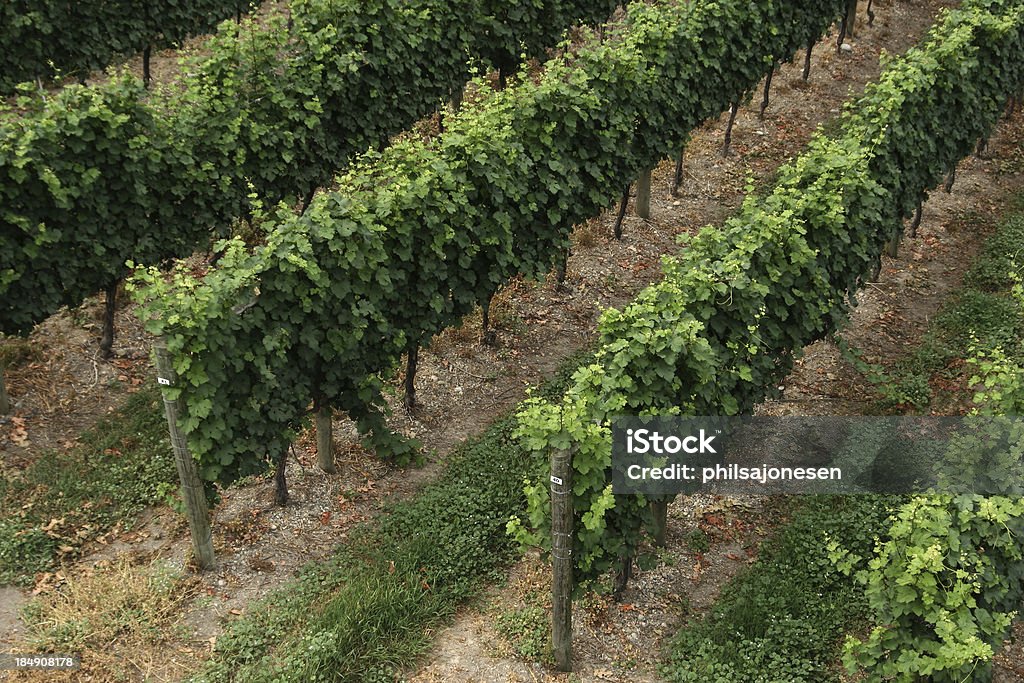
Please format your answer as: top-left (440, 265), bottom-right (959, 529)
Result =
top-left (0, 364), bottom-right (10, 415)
top-left (154, 339), bottom-right (215, 570)
top-left (651, 499), bottom-right (669, 548)
top-left (99, 283), bottom-right (118, 359)
top-left (440, 86), bottom-right (464, 133)
top-left (945, 167), bottom-right (956, 193)
top-left (909, 201), bottom-right (923, 238)
top-left (722, 102), bottom-right (739, 157)
top-left (672, 147), bottom-right (686, 197)
top-left (866, 0), bottom-right (876, 27)
top-left (636, 168), bottom-right (652, 220)
top-left (803, 41), bottom-right (814, 81)
top-left (845, 0), bottom-right (858, 39)
top-left (551, 447), bottom-right (575, 672)
top-left (613, 185), bottom-right (629, 240)
top-left (760, 61), bottom-right (777, 119)
top-left (885, 230), bottom-right (899, 259)
top-left (315, 404), bottom-right (336, 474)
top-left (404, 344), bottom-right (419, 412)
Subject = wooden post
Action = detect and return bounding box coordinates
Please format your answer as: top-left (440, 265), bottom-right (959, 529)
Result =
top-left (404, 344), bottom-right (419, 412)
top-left (551, 447), bottom-right (575, 673)
top-left (636, 168), bottom-right (652, 220)
top-left (803, 41), bottom-right (814, 81)
top-left (0, 364), bottom-right (10, 415)
top-left (866, 0), bottom-right (875, 27)
top-left (885, 231), bottom-right (899, 259)
top-left (481, 293), bottom-right (496, 345)
top-left (452, 84), bottom-right (464, 114)
top-left (556, 248), bottom-right (569, 289)
top-left (142, 46), bottom-right (152, 88)
top-left (945, 167), bottom-right (956, 193)
top-left (99, 283), bottom-right (117, 359)
top-left (154, 339), bottom-right (215, 570)
top-left (274, 450), bottom-right (289, 506)
top-left (315, 404), bottom-right (336, 474)
top-left (976, 137), bottom-right (989, 158)
top-left (651, 498), bottom-right (669, 548)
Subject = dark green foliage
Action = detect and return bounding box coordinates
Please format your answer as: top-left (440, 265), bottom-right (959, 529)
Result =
top-left (0, 0), bottom-right (618, 338)
top-left (0, 0), bottom-right (249, 93)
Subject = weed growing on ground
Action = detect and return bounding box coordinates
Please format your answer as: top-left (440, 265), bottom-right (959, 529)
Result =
top-left (0, 387), bottom-right (176, 585)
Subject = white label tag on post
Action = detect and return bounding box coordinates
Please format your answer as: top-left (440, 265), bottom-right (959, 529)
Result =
top-left (157, 377), bottom-right (171, 386)
top-left (550, 476), bottom-right (563, 486)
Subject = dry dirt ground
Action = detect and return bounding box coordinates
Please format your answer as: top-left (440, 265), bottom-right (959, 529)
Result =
top-left (5, 0), bottom-right (1024, 681)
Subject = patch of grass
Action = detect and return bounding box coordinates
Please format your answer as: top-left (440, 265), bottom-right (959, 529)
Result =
top-left (850, 213), bottom-right (1024, 412)
top-left (196, 416), bottom-right (533, 682)
top-left (489, 559), bottom-right (552, 663)
top-left (962, 215), bottom-right (1024, 292)
top-left (683, 528), bottom-right (710, 553)
top-left (0, 387), bottom-right (176, 586)
top-left (193, 349), bottom-right (595, 682)
top-left (0, 337), bottom-right (38, 368)
top-left (494, 603), bottom-right (550, 662)
top-left (14, 559), bottom-right (197, 681)
top-left (661, 496), bottom-right (899, 683)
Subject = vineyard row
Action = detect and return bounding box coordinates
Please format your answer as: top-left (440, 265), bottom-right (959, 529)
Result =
top-left (0, 0), bottom-right (618, 340)
top-left (132, 0), bottom-right (850, 490)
